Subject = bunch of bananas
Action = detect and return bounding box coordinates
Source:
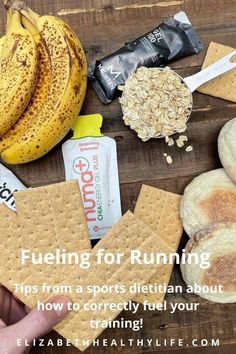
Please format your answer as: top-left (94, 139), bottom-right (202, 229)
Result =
top-left (0, 1), bottom-right (87, 164)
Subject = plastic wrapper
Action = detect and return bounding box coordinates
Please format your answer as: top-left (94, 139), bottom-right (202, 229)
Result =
top-left (62, 114), bottom-right (122, 240)
top-left (88, 12), bottom-right (203, 104)
top-left (0, 163), bottom-right (26, 211)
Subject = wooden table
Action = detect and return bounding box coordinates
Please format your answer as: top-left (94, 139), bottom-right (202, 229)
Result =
top-left (0, 0), bottom-right (236, 353)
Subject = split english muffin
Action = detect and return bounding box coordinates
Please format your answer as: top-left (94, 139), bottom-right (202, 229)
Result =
top-left (180, 168), bottom-right (236, 237)
top-left (181, 222), bottom-right (236, 303)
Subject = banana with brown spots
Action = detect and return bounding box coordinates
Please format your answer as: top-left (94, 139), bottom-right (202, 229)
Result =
top-left (0, 9), bottom-right (37, 136)
top-left (1, 6), bottom-right (87, 164)
top-left (0, 15), bottom-right (52, 153)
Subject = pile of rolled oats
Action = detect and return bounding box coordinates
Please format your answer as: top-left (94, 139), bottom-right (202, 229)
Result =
top-left (119, 66), bottom-right (193, 141)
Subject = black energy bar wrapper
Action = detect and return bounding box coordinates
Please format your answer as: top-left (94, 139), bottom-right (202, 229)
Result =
top-left (88, 12), bottom-right (203, 104)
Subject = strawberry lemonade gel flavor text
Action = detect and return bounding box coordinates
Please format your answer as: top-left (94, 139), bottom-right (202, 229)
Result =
top-left (62, 114), bottom-right (122, 239)
top-left (0, 163), bottom-right (26, 211)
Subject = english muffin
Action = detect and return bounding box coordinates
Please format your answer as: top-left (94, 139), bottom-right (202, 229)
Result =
top-left (218, 118), bottom-right (236, 183)
top-left (181, 222), bottom-right (236, 303)
top-left (180, 168), bottom-right (236, 237)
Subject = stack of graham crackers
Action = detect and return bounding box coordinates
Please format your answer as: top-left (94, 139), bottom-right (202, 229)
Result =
top-left (0, 180), bottom-right (182, 351)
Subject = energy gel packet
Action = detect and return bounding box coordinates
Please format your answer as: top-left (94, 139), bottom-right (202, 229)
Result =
top-left (62, 114), bottom-right (122, 240)
top-left (88, 11), bottom-right (203, 103)
top-left (0, 163), bottom-right (26, 211)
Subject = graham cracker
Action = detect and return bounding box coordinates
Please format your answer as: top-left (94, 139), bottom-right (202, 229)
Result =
top-left (55, 211), bottom-right (172, 351)
top-left (14, 180), bottom-right (91, 252)
top-left (197, 42), bottom-right (236, 102)
top-left (134, 185), bottom-right (182, 304)
top-left (0, 181), bottom-right (91, 307)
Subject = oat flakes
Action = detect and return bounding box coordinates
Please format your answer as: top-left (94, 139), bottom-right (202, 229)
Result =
top-left (119, 66), bottom-right (192, 141)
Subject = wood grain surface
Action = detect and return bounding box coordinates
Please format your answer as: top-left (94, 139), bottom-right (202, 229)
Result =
top-left (0, 0), bottom-right (236, 353)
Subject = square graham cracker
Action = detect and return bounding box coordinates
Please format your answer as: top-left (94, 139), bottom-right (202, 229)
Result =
top-left (197, 42), bottom-right (236, 102)
top-left (14, 180), bottom-right (91, 253)
top-left (0, 180), bottom-right (91, 307)
top-left (55, 211), bottom-right (172, 351)
top-left (134, 185), bottom-right (183, 304)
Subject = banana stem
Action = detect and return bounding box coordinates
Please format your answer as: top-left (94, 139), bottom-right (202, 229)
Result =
top-left (6, 7), bottom-right (13, 32)
top-left (21, 14), bottom-right (40, 40)
top-left (4, 0), bottom-right (40, 19)
top-left (4, 0), bottom-right (12, 10)
top-left (4, 0), bottom-right (27, 11)
top-left (8, 10), bottom-right (23, 31)
top-left (5, 1), bottom-right (41, 32)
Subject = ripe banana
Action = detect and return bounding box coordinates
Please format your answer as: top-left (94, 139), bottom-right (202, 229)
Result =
top-left (0, 16), bottom-right (52, 153)
top-left (1, 7), bottom-right (87, 164)
top-left (0, 9), bottom-right (37, 136)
